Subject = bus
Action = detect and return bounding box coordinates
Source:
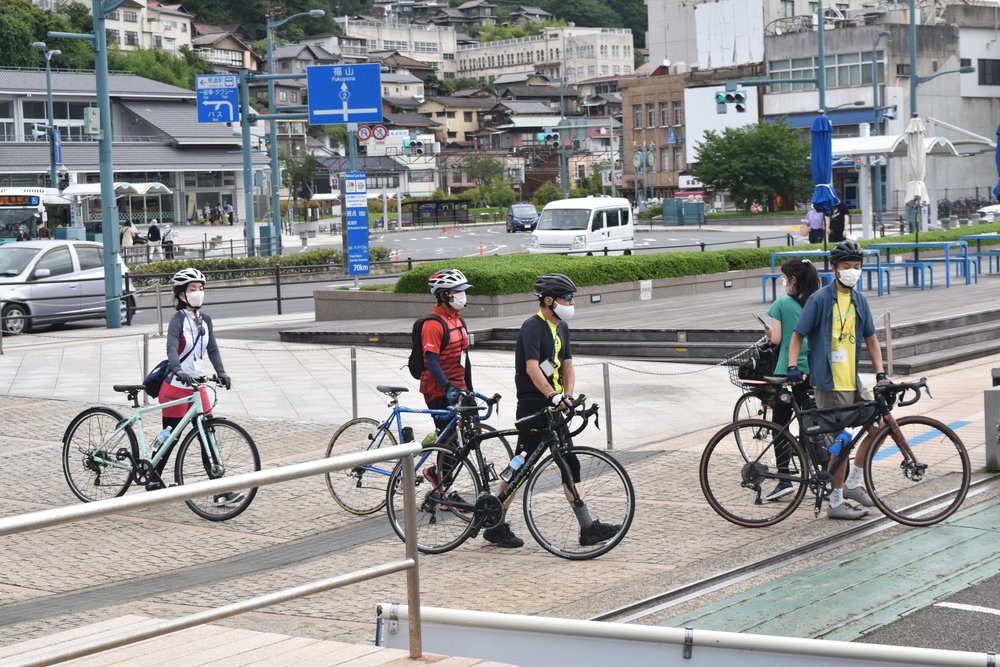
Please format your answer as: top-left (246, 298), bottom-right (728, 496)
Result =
top-left (0, 187), bottom-right (71, 243)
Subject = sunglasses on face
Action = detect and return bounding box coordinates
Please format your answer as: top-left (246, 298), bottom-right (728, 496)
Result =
top-left (559, 294), bottom-right (574, 302)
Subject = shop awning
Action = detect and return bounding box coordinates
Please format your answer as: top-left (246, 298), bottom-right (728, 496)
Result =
top-left (61, 182), bottom-right (172, 197)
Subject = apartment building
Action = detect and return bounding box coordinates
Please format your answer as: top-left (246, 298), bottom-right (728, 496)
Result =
top-left (335, 18), bottom-right (460, 78)
top-left (456, 26), bottom-right (634, 85)
top-left (57, 0), bottom-right (194, 53)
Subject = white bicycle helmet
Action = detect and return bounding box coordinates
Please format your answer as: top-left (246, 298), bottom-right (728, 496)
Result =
top-left (428, 268), bottom-right (472, 294)
top-left (172, 267), bottom-right (207, 288)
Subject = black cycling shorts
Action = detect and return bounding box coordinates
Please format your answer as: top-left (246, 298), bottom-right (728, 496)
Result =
top-left (516, 400), bottom-right (581, 486)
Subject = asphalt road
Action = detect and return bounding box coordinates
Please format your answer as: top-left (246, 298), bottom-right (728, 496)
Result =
top-left (369, 223), bottom-right (802, 259)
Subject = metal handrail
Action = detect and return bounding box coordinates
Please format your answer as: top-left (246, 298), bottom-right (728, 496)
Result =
top-left (0, 442), bottom-right (424, 666)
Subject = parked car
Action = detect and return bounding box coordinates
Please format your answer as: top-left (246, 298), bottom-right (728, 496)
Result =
top-left (0, 240), bottom-right (134, 334)
top-left (976, 204), bottom-right (1000, 223)
top-left (529, 196), bottom-right (634, 255)
top-left (506, 203), bottom-right (539, 233)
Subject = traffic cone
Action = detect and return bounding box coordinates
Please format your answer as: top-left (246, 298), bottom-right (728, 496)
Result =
top-left (393, 249), bottom-right (400, 265)
top-left (479, 241), bottom-right (485, 257)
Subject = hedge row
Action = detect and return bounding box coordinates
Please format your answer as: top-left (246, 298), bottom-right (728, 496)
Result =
top-left (128, 246), bottom-right (391, 287)
top-left (395, 222), bottom-right (1000, 296)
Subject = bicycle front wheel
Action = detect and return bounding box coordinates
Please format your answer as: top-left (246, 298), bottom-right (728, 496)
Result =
top-left (523, 446), bottom-right (635, 560)
top-left (865, 415), bottom-right (971, 526)
top-left (325, 417), bottom-right (396, 515)
top-left (385, 444), bottom-right (481, 554)
top-left (62, 407), bottom-right (136, 502)
top-left (700, 419), bottom-right (807, 527)
top-left (175, 418), bottom-right (260, 521)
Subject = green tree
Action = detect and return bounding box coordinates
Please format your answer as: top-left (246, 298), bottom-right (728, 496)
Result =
top-left (482, 176), bottom-right (516, 208)
top-left (689, 120), bottom-right (811, 211)
top-left (0, 0), bottom-right (93, 69)
top-left (532, 181), bottom-right (562, 207)
top-left (478, 18), bottom-right (567, 43)
top-left (463, 156), bottom-right (504, 186)
top-left (107, 47), bottom-right (215, 90)
top-left (281, 152), bottom-right (319, 219)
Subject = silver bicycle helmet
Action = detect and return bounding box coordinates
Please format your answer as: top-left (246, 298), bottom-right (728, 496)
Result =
top-left (533, 273), bottom-right (578, 298)
top-left (172, 267), bottom-right (207, 288)
top-left (428, 268), bottom-right (472, 294)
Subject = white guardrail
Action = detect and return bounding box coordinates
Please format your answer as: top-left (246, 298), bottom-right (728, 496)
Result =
top-left (376, 604), bottom-right (996, 667)
top-left (0, 443), bottom-right (424, 667)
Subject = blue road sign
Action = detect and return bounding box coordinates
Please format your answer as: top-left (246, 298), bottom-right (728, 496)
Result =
top-left (196, 74), bottom-right (240, 123)
top-left (344, 171), bottom-right (370, 275)
top-left (53, 129), bottom-right (62, 164)
top-left (307, 64), bottom-right (382, 125)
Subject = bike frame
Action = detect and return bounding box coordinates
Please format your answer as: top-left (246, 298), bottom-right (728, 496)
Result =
top-left (356, 393), bottom-right (495, 478)
top-left (94, 388), bottom-right (216, 474)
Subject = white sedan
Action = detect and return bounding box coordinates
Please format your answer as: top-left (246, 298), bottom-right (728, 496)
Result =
top-left (975, 204), bottom-right (1000, 223)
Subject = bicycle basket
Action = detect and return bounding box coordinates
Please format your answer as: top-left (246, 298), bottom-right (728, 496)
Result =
top-left (725, 339), bottom-right (778, 388)
top-left (799, 402), bottom-right (878, 435)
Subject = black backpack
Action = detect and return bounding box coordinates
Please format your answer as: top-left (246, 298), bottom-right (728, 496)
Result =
top-left (408, 314), bottom-right (465, 379)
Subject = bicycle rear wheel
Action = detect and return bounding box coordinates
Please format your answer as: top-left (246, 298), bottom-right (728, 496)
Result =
top-left (734, 391), bottom-right (771, 423)
top-left (522, 447), bottom-right (635, 560)
top-left (385, 444), bottom-right (481, 554)
top-left (325, 417), bottom-right (396, 515)
top-left (175, 418), bottom-right (260, 521)
top-left (864, 415), bottom-right (970, 526)
top-left (700, 419), bottom-right (807, 527)
top-left (62, 407), bottom-right (135, 502)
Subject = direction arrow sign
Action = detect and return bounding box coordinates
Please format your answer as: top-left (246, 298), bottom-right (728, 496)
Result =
top-left (307, 64), bottom-right (383, 125)
top-left (196, 74), bottom-right (240, 123)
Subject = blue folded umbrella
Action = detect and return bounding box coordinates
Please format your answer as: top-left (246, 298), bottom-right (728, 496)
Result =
top-left (810, 114), bottom-right (839, 213)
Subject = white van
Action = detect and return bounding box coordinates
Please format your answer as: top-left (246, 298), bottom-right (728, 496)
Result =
top-left (528, 196), bottom-right (634, 255)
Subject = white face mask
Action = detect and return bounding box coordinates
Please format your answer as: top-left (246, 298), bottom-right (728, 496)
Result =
top-left (450, 291), bottom-right (467, 309)
top-left (553, 302), bottom-right (575, 320)
top-left (837, 268), bottom-right (862, 288)
top-left (185, 290), bottom-right (205, 308)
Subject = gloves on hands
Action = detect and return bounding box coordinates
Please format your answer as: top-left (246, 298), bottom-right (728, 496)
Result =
top-left (217, 372), bottom-right (232, 390)
top-left (785, 367), bottom-right (804, 384)
top-left (174, 371), bottom-right (195, 387)
top-left (875, 372), bottom-right (890, 386)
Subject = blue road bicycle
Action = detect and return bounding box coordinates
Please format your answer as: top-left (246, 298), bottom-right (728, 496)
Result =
top-left (324, 385), bottom-right (511, 515)
top-left (61, 378), bottom-right (260, 521)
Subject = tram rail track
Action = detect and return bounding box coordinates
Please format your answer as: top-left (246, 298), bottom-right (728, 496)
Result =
top-left (590, 473), bottom-right (1000, 624)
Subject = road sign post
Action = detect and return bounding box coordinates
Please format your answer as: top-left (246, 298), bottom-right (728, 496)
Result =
top-left (196, 75), bottom-right (240, 123)
top-left (344, 171), bottom-right (370, 286)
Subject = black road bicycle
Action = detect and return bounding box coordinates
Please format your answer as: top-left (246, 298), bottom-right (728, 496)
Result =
top-left (384, 394), bottom-right (635, 560)
top-left (700, 378), bottom-right (971, 527)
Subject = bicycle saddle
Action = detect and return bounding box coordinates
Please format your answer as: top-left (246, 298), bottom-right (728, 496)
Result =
top-left (113, 384), bottom-right (147, 393)
top-left (377, 385), bottom-right (409, 395)
top-left (762, 376), bottom-right (789, 385)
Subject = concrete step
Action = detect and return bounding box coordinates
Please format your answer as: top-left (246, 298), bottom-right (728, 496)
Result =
top-left (876, 307), bottom-right (1000, 340)
top-left (475, 338), bottom-right (753, 360)
top-left (888, 319), bottom-right (1000, 358)
top-left (485, 327), bottom-right (763, 344)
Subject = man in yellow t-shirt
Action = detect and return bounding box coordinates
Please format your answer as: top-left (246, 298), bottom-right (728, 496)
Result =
top-left (787, 240), bottom-right (890, 520)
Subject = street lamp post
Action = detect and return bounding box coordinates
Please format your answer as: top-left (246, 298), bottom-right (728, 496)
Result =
top-left (908, 0), bottom-right (975, 117)
top-left (266, 8), bottom-right (324, 255)
top-left (32, 42), bottom-right (61, 189)
top-left (870, 31), bottom-right (890, 233)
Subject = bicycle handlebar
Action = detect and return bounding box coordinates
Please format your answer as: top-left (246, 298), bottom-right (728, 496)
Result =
top-left (447, 389), bottom-right (502, 421)
top-left (875, 377), bottom-right (930, 407)
top-left (514, 394), bottom-right (599, 437)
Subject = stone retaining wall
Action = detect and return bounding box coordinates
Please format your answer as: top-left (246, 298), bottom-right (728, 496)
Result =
top-left (314, 267), bottom-right (771, 320)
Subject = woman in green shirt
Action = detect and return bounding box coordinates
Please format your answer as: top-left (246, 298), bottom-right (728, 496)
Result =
top-left (762, 258), bottom-right (820, 500)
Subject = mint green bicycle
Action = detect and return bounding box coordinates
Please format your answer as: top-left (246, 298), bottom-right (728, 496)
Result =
top-left (61, 377), bottom-right (260, 521)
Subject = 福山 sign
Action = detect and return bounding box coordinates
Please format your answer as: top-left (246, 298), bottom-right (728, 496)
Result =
top-left (344, 171), bottom-right (370, 275)
top-left (307, 64), bottom-right (383, 125)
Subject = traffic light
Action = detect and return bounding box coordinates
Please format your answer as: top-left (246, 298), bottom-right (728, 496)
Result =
top-left (537, 127), bottom-right (560, 148)
top-left (402, 131), bottom-right (417, 155)
top-left (31, 124), bottom-right (47, 139)
top-left (715, 84), bottom-right (748, 114)
top-left (412, 139), bottom-right (425, 155)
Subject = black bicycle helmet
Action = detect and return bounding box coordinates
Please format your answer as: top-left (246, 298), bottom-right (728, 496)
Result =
top-left (533, 273), bottom-right (578, 298)
top-left (829, 239), bottom-right (864, 264)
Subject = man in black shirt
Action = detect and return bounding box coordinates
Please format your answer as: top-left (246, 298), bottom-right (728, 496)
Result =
top-left (483, 273), bottom-right (619, 549)
top-left (829, 200), bottom-right (851, 242)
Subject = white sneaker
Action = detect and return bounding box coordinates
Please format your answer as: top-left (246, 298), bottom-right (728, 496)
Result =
top-left (843, 486), bottom-right (875, 507)
top-left (827, 502), bottom-right (869, 520)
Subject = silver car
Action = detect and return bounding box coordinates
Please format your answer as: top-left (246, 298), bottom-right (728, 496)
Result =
top-left (0, 240), bottom-right (134, 334)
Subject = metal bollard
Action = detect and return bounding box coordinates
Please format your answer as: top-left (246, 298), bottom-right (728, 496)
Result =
top-left (602, 363), bottom-right (614, 450)
top-left (983, 386), bottom-right (1000, 470)
top-left (351, 346), bottom-right (358, 419)
top-left (155, 282), bottom-right (164, 336)
top-left (275, 266), bottom-right (283, 315)
top-left (756, 236), bottom-right (761, 248)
